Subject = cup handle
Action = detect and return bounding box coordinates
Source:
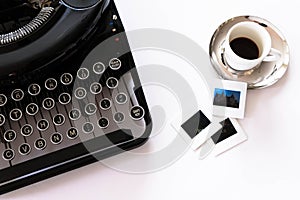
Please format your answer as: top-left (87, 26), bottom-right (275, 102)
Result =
top-left (263, 48), bottom-right (282, 62)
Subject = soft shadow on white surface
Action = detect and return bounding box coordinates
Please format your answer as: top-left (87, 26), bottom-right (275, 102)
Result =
top-left (5, 0), bottom-right (300, 199)
top-left (2, 162), bottom-right (106, 199)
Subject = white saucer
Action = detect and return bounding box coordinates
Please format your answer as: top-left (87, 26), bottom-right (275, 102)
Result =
top-left (209, 16), bottom-right (289, 89)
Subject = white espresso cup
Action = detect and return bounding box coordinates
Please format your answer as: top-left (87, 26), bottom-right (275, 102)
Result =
top-left (224, 21), bottom-right (281, 71)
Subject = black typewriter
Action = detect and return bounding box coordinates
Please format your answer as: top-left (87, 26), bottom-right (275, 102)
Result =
top-left (0, 0), bottom-right (152, 194)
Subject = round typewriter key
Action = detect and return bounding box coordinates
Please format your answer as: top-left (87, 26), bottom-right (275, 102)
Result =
top-left (4, 130), bottom-right (17, 142)
top-left (85, 103), bottom-right (97, 115)
top-left (69, 108), bottom-right (81, 121)
top-left (115, 93), bottom-right (127, 105)
top-left (59, 93), bottom-right (71, 105)
top-left (26, 103), bottom-right (39, 116)
top-left (53, 114), bottom-right (65, 126)
top-left (130, 105), bottom-right (145, 121)
top-left (10, 108), bottom-right (22, 121)
top-left (109, 58), bottom-right (122, 70)
top-left (77, 68), bottom-right (89, 80)
top-left (82, 122), bottom-right (94, 134)
top-left (98, 117), bottom-right (109, 129)
top-left (74, 87), bottom-right (87, 100)
top-left (67, 127), bottom-right (78, 140)
top-left (93, 62), bottom-right (105, 74)
top-left (51, 132), bottom-right (63, 145)
top-left (0, 94), bottom-right (7, 106)
top-left (90, 82), bottom-right (102, 95)
top-left (106, 77), bottom-right (119, 89)
top-left (2, 149), bottom-right (15, 161)
top-left (100, 98), bottom-right (111, 110)
top-left (45, 78), bottom-right (57, 90)
top-left (114, 112), bottom-right (125, 123)
top-left (37, 119), bottom-right (49, 131)
top-left (34, 138), bottom-right (46, 150)
top-left (11, 89), bottom-right (24, 101)
top-left (0, 114), bottom-right (5, 126)
top-left (42, 98), bottom-right (55, 110)
top-left (60, 73), bottom-right (73, 85)
top-left (28, 83), bottom-right (41, 96)
top-left (19, 143), bottom-right (31, 155)
top-left (21, 124), bottom-right (33, 137)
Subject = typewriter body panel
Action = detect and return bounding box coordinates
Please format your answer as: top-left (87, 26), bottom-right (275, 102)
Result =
top-left (0, 0), bottom-right (152, 194)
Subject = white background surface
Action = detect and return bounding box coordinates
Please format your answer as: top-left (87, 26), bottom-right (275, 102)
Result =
top-left (3, 0), bottom-right (300, 199)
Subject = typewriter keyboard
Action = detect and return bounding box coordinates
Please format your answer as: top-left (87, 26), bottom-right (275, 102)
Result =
top-left (0, 58), bottom-right (147, 170)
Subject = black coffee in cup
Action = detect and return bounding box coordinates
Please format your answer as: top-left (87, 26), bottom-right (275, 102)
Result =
top-left (230, 37), bottom-right (259, 60)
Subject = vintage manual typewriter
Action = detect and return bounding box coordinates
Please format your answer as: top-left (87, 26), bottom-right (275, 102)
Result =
top-left (0, 0), bottom-right (152, 194)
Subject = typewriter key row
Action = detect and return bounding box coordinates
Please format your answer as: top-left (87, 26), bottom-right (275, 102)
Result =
top-left (77, 58), bottom-right (121, 80)
top-left (0, 58), bottom-right (122, 106)
top-left (1, 103), bottom-right (144, 161)
top-left (2, 103), bottom-right (144, 140)
top-left (0, 73), bottom-right (73, 106)
top-left (2, 127), bottom-right (79, 161)
top-left (2, 96), bottom-right (136, 133)
top-left (92, 58), bottom-right (121, 75)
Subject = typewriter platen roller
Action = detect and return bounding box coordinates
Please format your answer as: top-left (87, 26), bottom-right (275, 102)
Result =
top-left (0, 0), bottom-right (152, 194)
